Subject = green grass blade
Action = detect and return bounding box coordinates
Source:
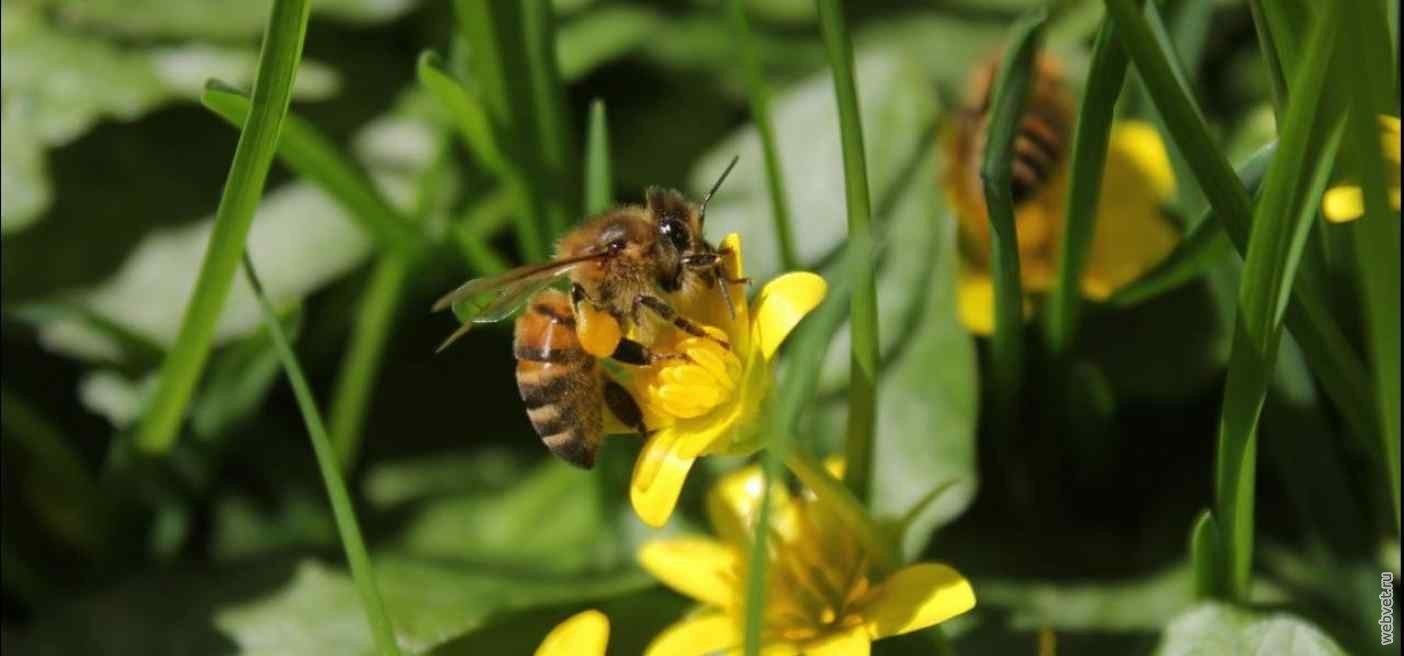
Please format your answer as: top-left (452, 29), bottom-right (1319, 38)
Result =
top-left (241, 254), bottom-right (402, 656)
top-left (133, 0), bottom-right (312, 454)
top-left (1105, 0), bottom-right (1375, 450)
top-left (454, 0), bottom-right (556, 258)
top-left (201, 84), bottom-right (419, 252)
top-left (416, 52), bottom-right (511, 177)
top-left (1109, 143), bottom-right (1275, 307)
top-left (328, 251), bottom-right (414, 469)
top-left (978, 9), bottom-right (1046, 425)
top-left (1212, 5), bottom-right (1342, 602)
top-left (728, 0), bottom-right (798, 271)
top-left (1246, 0), bottom-right (1290, 119)
top-left (523, 0), bottom-right (577, 237)
top-left (1045, 15), bottom-right (1129, 355)
top-left (1188, 509), bottom-right (1224, 599)
top-left (816, 0), bottom-right (880, 506)
top-left (1340, 0), bottom-right (1402, 530)
top-left (583, 100), bottom-right (612, 215)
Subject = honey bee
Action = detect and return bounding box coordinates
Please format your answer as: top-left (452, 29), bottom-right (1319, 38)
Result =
top-left (946, 52), bottom-right (1073, 206)
top-left (431, 158), bottom-right (744, 468)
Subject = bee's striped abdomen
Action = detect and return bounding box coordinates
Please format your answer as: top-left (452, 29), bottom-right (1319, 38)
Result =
top-left (1009, 107), bottom-right (1066, 204)
top-left (514, 289), bottom-right (603, 468)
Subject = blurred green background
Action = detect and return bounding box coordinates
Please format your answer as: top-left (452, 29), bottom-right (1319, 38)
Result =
top-left (1, 0), bottom-right (1397, 653)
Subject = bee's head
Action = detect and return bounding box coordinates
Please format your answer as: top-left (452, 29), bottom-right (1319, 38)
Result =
top-left (646, 156), bottom-right (739, 264)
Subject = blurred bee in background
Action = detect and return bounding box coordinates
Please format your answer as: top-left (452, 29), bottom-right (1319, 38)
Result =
top-left (431, 158), bottom-right (744, 468)
top-left (941, 51), bottom-right (1178, 335)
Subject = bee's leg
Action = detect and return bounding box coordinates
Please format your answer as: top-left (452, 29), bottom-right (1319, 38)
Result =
top-left (603, 378), bottom-right (647, 435)
top-left (636, 295), bottom-right (731, 350)
top-left (610, 336), bottom-right (689, 366)
top-left (682, 253), bottom-right (751, 285)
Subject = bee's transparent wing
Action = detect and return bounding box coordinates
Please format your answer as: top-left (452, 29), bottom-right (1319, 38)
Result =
top-left (432, 253), bottom-right (605, 353)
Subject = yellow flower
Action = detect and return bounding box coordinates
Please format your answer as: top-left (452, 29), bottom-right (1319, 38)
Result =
top-left (942, 115), bottom-right (1179, 335)
top-left (625, 233), bottom-right (827, 528)
top-left (535, 609), bottom-right (609, 656)
top-left (1322, 114), bottom-right (1402, 222)
top-left (638, 464), bottom-right (975, 655)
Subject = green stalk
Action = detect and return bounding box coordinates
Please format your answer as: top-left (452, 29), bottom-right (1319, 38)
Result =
top-left (201, 85), bottom-right (419, 252)
top-left (241, 254), bottom-right (402, 656)
top-left (1045, 15), bottom-right (1129, 356)
top-left (1210, 5), bottom-right (1341, 601)
top-left (523, 0), bottom-right (577, 236)
top-left (1340, 0), bottom-right (1402, 530)
top-left (728, 0), bottom-right (798, 271)
top-left (978, 10), bottom-right (1046, 429)
top-left (816, 0), bottom-right (879, 506)
top-left (1246, 0), bottom-right (1289, 120)
top-left (1105, 0), bottom-right (1376, 452)
top-left (584, 100), bottom-right (613, 215)
top-left (328, 251), bottom-right (413, 469)
top-left (133, 0), bottom-right (311, 453)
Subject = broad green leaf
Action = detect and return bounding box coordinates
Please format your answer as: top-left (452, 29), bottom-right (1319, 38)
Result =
top-left (363, 449), bottom-right (531, 510)
top-left (1, 3), bottom-right (335, 232)
top-left (44, 0), bottom-right (420, 40)
top-left (18, 557), bottom-right (651, 655)
top-left (556, 5), bottom-right (662, 81)
top-left (980, 565), bottom-right (1195, 633)
top-left (1154, 602), bottom-right (1347, 656)
top-left (34, 183), bottom-right (372, 361)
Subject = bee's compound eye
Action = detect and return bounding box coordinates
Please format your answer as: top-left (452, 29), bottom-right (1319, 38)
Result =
top-left (608, 239), bottom-right (627, 254)
top-left (661, 219), bottom-right (690, 251)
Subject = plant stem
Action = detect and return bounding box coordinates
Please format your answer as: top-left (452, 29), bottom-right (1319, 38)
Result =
top-left (134, 0), bottom-right (312, 453)
top-left (816, 0), bottom-right (879, 506)
top-left (242, 254), bottom-right (402, 656)
top-left (729, 0), bottom-right (798, 271)
top-left (584, 100), bottom-right (613, 215)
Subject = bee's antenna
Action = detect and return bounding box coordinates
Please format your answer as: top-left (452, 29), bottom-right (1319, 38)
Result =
top-left (698, 155), bottom-right (739, 227)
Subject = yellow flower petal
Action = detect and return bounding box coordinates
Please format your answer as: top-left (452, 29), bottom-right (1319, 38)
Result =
top-left (645, 612), bottom-right (740, 656)
top-left (638, 538), bottom-right (739, 609)
top-left (751, 272), bottom-right (828, 360)
top-left (535, 609), bottom-right (609, 656)
top-left (862, 563), bottom-right (976, 639)
top-left (631, 428), bottom-right (697, 527)
top-left (1108, 121), bottom-right (1175, 200)
top-left (1381, 115), bottom-right (1401, 163)
top-left (706, 464), bottom-right (795, 546)
top-left (804, 627), bottom-right (872, 656)
top-left (1324, 185), bottom-right (1366, 222)
top-left (956, 269), bottom-right (995, 336)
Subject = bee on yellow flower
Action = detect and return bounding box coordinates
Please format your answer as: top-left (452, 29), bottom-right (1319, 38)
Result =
top-left (535, 609), bottom-right (609, 656)
top-left (638, 462), bottom-right (976, 655)
top-left (622, 233), bottom-right (827, 528)
top-left (1322, 114), bottom-right (1402, 222)
top-left (941, 52), bottom-right (1179, 335)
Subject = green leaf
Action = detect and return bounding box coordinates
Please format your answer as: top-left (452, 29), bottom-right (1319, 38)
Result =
top-left (1153, 602), bottom-right (1347, 656)
top-left (1188, 510), bottom-right (1223, 599)
top-left (978, 8), bottom-right (1045, 437)
top-left (0, 3), bottom-right (336, 232)
top-left (979, 564), bottom-right (1195, 633)
top-left (45, 0), bottom-right (420, 40)
top-left (190, 305), bottom-right (304, 440)
top-left (583, 99), bottom-right (612, 215)
top-left (817, 0), bottom-right (881, 506)
top-left (556, 5), bottom-right (661, 81)
top-left (1045, 14), bottom-right (1130, 355)
top-left (133, 0), bottom-right (314, 454)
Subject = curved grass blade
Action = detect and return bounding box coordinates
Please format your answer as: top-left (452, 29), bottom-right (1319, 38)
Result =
top-left (1045, 14), bottom-right (1130, 355)
top-left (1211, 5), bottom-right (1342, 602)
top-left (1104, 0), bottom-right (1375, 453)
top-left (201, 84), bottom-right (419, 253)
top-left (241, 254), bottom-right (402, 656)
top-left (133, 0), bottom-right (312, 453)
top-left (584, 99), bottom-right (613, 215)
top-left (728, 0), bottom-right (798, 271)
top-left (328, 251), bottom-right (414, 469)
top-left (1109, 143), bottom-right (1276, 308)
top-left (1339, 0), bottom-right (1402, 530)
top-left (816, 0), bottom-right (880, 506)
top-left (977, 9), bottom-right (1046, 429)
top-left (523, 0), bottom-right (577, 237)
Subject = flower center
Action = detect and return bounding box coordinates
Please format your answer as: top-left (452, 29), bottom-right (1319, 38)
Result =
top-left (643, 327), bottom-right (742, 419)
